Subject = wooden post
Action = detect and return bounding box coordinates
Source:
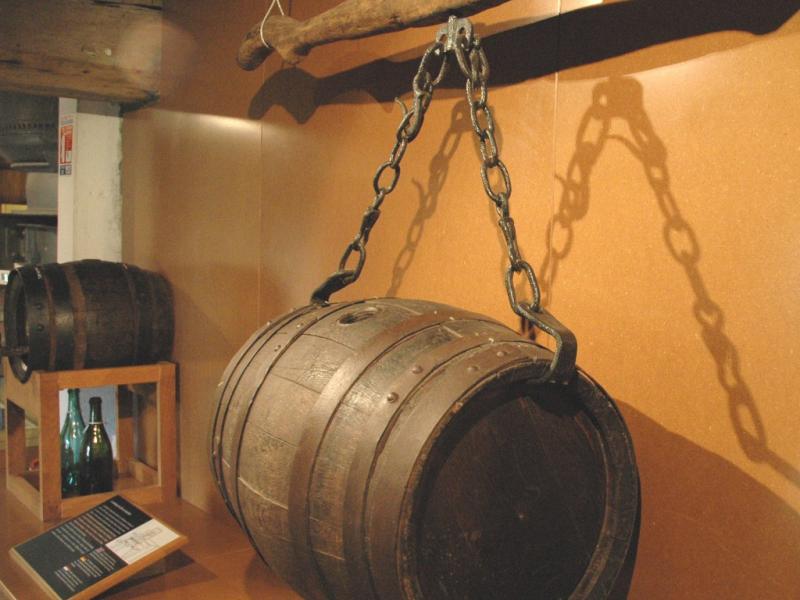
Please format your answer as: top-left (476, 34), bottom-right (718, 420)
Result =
top-left (156, 363), bottom-right (177, 498)
top-left (37, 375), bottom-right (60, 522)
top-left (116, 385), bottom-right (135, 477)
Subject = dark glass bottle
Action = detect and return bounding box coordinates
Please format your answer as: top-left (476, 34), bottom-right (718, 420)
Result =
top-left (60, 389), bottom-right (85, 497)
top-left (78, 396), bottom-right (114, 495)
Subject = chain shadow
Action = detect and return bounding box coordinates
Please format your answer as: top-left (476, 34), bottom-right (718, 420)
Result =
top-left (248, 0), bottom-right (799, 122)
top-left (541, 75), bottom-right (800, 489)
top-left (385, 100), bottom-right (472, 297)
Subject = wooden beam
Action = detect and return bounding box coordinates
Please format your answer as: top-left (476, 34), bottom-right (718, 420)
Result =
top-left (238, 0), bottom-right (509, 69)
top-left (97, 0), bottom-right (163, 6)
top-left (0, 0), bottom-right (161, 106)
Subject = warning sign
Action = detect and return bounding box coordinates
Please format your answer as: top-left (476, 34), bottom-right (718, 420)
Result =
top-left (59, 115), bottom-right (74, 176)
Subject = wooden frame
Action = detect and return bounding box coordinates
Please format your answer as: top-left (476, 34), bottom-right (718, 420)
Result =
top-left (2, 359), bottom-right (176, 521)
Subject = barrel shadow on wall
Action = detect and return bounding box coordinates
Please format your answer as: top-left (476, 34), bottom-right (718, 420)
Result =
top-left (618, 402), bottom-right (800, 599)
top-left (540, 75), bottom-right (800, 491)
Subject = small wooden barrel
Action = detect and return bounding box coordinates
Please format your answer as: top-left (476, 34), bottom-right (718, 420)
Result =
top-left (211, 298), bottom-right (639, 600)
top-left (3, 259), bottom-right (174, 382)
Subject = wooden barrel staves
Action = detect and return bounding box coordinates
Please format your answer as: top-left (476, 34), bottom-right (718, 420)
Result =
top-left (211, 298), bottom-right (639, 600)
top-left (3, 259), bottom-right (174, 382)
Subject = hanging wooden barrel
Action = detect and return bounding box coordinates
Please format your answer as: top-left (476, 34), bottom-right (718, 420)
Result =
top-left (211, 298), bottom-right (639, 600)
top-left (3, 259), bottom-right (174, 382)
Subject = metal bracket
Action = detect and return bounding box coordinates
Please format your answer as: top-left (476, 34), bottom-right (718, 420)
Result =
top-left (526, 309), bottom-right (577, 385)
top-left (436, 16), bottom-right (473, 52)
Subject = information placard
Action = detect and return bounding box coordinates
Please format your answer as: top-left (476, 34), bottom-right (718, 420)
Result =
top-left (10, 496), bottom-right (187, 600)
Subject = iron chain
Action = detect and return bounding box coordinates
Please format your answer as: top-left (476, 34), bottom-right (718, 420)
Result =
top-left (312, 26), bottom-right (540, 318)
top-left (454, 34), bottom-right (542, 318)
top-left (311, 17), bottom-right (577, 383)
top-left (311, 41), bottom-right (447, 303)
top-left (312, 21), bottom-right (542, 327)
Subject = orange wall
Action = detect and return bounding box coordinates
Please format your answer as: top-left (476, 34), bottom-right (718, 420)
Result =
top-left (122, 1), bottom-right (800, 597)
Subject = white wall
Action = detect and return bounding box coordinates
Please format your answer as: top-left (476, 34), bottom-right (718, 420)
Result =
top-left (57, 98), bottom-right (122, 262)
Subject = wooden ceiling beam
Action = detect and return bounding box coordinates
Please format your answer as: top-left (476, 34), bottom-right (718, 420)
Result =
top-left (0, 0), bottom-right (162, 106)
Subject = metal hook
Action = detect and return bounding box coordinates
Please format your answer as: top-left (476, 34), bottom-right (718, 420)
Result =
top-left (435, 15), bottom-right (473, 52)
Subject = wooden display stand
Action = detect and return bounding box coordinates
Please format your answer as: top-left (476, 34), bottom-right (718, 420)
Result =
top-left (2, 359), bottom-right (176, 521)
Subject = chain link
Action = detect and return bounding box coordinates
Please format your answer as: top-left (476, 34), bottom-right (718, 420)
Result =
top-left (311, 41), bottom-right (447, 303)
top-left (309, 18), bottom-right (576, 383)
top-left (454, 34), bottom-right (541, 318)
top-left (453, 33), bottom-right (577, 386)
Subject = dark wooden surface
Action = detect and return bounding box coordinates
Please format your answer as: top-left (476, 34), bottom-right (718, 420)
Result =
top-left (412, 386), bottom-right (606, 599)
top-left (213, 298), bottom-right (640, 599)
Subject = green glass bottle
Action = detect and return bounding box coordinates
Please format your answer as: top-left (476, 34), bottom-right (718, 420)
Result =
top-left (78, 396), bottom-right (114, 495)
top-left (60, 389), bottom-right (85, 497)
